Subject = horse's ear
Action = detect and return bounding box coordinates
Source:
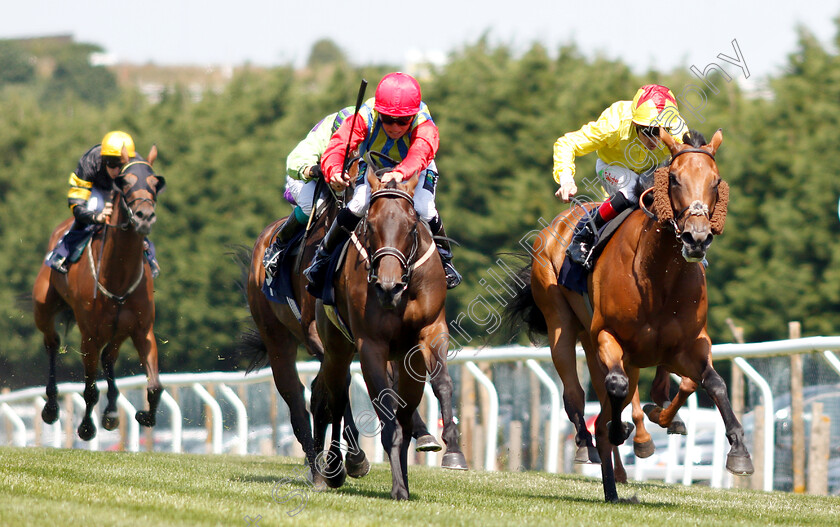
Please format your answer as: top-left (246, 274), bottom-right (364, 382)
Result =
top-left (658, 128), bottom-right (680, 156)
top-left (707, 129), bottom-right (723, 156)
top-left (147, 144), bottom-right (158, 165)
top-left (400, 171), bottom-right (420, 195)
top-left (120, 146), bottom-right (130, 164)
top-left (366, 163), bottom-right (380, 191)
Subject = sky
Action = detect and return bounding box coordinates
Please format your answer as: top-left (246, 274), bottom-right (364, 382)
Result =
top-left (2, 1), bottom-right (839, 81)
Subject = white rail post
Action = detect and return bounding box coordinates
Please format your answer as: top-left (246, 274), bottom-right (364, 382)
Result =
top-left (464, 361), bottom-right (498, 471)
top-left (192, 383), bottom-right (223, 454)
top-left (423, 382), bottom-right (440, 467)
top-left (116, 394), bottom-right (139, 452)
top-left (0, 403), bottom-right (26, 446)
top-left (160, 390), bottom-right (182, 453)
top-left (733, 357), bottom-right (774, 492)
top-left (525, 359), bottom-right (561, 473)
top-left (219, 384), bottom-right (249, 455)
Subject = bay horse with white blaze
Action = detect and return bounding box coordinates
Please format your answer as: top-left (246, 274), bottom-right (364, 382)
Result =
top-left (506, 129), bottom-right (753, 502)
top-left (311, 155), bottom-right (466, 500)
top-left (33, 146), bottom-right (165, 440)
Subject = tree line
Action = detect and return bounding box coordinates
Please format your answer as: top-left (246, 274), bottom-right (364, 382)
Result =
top-left (2, 26), bottom-right (840, 389)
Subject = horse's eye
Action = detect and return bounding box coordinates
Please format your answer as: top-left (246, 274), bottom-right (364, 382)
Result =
top-left (669, 173), bottom-right (679, 187)
top-left (713, 178), bottom-right (722, 189)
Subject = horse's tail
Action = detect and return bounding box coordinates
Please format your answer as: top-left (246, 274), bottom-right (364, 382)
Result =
top-left (228, 244), bottom-right (253, 303)
top-left (237, 327), bottom-right (269, 374)
top-left (500, 254), bottom-right (548, 343)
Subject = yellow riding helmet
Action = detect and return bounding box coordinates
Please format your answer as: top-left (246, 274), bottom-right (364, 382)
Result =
top-left (631, 85), bottom-right (681, 127)
top-left (101, 131), bottom-right (136, 158)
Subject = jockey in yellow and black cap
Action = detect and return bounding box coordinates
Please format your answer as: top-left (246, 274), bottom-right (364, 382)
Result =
top-left (45, 131), bottom-right (160, 277)
top-left (553, 85), bottom-right (688, 269)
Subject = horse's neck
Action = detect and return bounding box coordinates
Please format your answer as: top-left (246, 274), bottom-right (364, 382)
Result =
top-left (97, 211), bottom-right (144, 285)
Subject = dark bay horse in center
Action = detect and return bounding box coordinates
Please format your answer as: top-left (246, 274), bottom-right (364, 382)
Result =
top-left (33, 146), bottom-right (165, 440)
top-left (506, 129), bottom-right (753, 502)
top-left (311, 158), bottom-right (465, 500)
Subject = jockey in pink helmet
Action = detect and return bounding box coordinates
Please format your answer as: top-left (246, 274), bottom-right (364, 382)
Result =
top-left (304, 72), bottom-right (461, 293)
top-left (554, 84), bottom-right (688, 269)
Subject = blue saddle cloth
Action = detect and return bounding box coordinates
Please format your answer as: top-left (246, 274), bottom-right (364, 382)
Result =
top-left (308, 239), bottom-right (351, 306)
top-left (558, 208), bottom-right (635, 294)
top-left (261, 228), bottom-right (306, 306)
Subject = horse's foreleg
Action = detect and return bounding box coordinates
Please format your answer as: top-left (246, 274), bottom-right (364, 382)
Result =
top-left (77, 340), bottom-right (100, 441)
top-left (341, 372), bottom-right (371, 478)
top-left (683, 336), bottom-right (754, 476)
top-left (132, 327), bottom-right (162, 428)
top-left (41, 331), bottom-right (61, 425)
top-left (311, 343), bottom-right (354, 489)
top-left (361, 343), bottom-right (412, 500)
top-left (419, 327), bottom-right (466, 470)
top-left (596, 331), bottom-right (634, 447)
top-left (387, 360), bottom-right (441, 453)
top-left (101, 343), bottom-right (121, 431)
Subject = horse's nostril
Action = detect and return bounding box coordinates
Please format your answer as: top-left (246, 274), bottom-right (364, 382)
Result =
top-left (136, 210), bottom-right (145, 220)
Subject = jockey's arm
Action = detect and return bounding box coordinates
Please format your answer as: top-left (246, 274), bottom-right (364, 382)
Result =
top-left (321, 117), bottom-right (368, 185)
top-left (552, 103), bottom-right (624, 197)
top-left (286, 113), bottom-right (337, 182)
top-left (389, 121), bottom-right (439, 182)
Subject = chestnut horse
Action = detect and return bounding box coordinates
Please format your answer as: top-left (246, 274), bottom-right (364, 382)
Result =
top-left (506, 130), bottom-right (753, 502)
top-left (311, 157), bottom-right (466, 500)
top-left (242, 177), bottom-right (372, 484)
top-left (33, 146), bottom-right (164, 440)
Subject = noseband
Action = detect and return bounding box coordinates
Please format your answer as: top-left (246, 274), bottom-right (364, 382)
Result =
top-left (112, 161), bottom-right (159, 231)
top-left (365, 188), bottom-right (419, 285)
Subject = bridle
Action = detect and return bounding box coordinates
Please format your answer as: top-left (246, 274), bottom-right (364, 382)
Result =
top-left (109, 161), bottom-right (160, 231)
top-left (363, 188), bottom-right (420, 285)
top-left (89, 160), bottom-right (161, 303)
top-left (641, 147), bottom-right (718, 236)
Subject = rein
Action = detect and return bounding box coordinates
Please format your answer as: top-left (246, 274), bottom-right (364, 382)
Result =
top-left (86, 241), bottom-right (145, 304)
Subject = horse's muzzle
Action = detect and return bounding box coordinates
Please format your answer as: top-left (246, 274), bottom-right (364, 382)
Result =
top-left (133, 210), bottom-right (157, 235)
top-left (373, 280), bottom-right (407, 309)
top-left (680, 231), bottom-right (713, 262)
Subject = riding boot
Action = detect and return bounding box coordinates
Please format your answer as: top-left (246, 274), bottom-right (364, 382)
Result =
top-left (429, 215), bottom-right (462, 289)
top-left (44, 223), bottom-right (88, 273)
top-left (264, 211), bottom-right (306, 279)
top-left (304, 208), bottom-right (360, 293)
top-left (566, 220), bottom-right (598, 270)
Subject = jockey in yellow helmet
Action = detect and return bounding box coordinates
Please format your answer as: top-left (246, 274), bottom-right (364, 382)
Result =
top-left (553, 85), bottom-right (688, 269)
top-left (45, 131), bottom-right (160, 277)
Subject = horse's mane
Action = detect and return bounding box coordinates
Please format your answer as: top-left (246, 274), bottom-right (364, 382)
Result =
top-left (683, 130), bottom-right (707, 148)
top-left (652, 129), bottom-right (728, 234)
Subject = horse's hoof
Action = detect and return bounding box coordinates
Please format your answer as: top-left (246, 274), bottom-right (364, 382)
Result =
top-left (441, 452), bottom-right (468, 470)
top-left (310, 467), bottom-right (329, 491)
top-left (667, 419), bottom-right (687, 435)
top-left (634, 439), bottom-right (655, 458)
top-left (345, 452), bottom-right (371, 478)
top-left (135, 410), bottom-right (156, 428)
top-left (102, 412), bottom-right (120, 431)
top-left (41, 401), bottom-right (59, 424)
top-left (391, 487), bottom-right (410, 501)
top-left (415, 434), bottom-right (442, 452)
top-left (607, 420), bottom-right (634, 446)
top-left (726, 454), bottom-right (754, 476)
top-left (77, 419), bottom-right (97, 441)
top-left (324, 465), bottom-right (346, 489)
top-left (574, 444), bottom-right (601, 464)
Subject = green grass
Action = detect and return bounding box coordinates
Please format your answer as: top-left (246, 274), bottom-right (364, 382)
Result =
top-left (0, 447), bottom-right (837, 526)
